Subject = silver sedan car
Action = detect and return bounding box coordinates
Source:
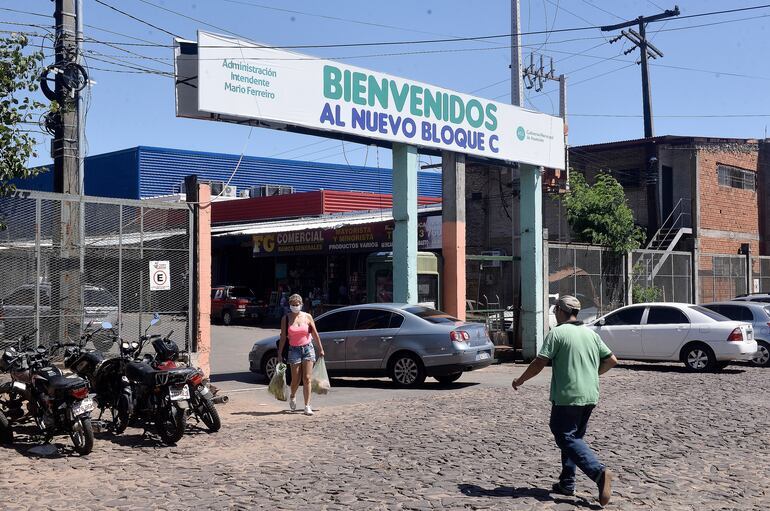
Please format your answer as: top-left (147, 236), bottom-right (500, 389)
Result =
top-left (249, 304), bottom-right (495, 387)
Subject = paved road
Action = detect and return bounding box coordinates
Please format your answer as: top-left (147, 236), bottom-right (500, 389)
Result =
top-left (3, 344), bottom-right (770, 510)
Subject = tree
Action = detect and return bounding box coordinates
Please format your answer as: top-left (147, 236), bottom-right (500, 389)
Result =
top-left (0, 34), bottom-right (46, 199)
top-left (563, 172), bottom-right (645, 254)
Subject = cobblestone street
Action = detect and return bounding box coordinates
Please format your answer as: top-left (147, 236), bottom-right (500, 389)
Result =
top-left (2, 362), bottom-right (769, 510)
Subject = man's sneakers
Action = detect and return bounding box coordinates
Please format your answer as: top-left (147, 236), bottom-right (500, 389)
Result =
top-left (551, 481), bottom-right (575, 496)
top-left (289, 397), bottom-right (297, 411)
top-left (304, 405), bottom-right (314, 416)
top-left (598, 469), bottom-right (613, 507)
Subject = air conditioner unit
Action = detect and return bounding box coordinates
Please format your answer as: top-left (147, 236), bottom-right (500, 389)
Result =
top-left (251, 184), bottom-right (295, 197)
top-left (208, 180), bottom-right (225, 196)
top-left (222, 185), bottom-right (237, 198)
top-left (238, 189), bottom-right (251, 198)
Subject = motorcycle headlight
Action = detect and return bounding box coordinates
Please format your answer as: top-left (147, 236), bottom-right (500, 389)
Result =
top-left (121, 342), bottom-right (130, 350)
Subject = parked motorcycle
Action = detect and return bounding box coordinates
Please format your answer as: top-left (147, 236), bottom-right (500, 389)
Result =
top-left (144, 329), bottom-right (221, 433)
top-left (66, 318), bottom-right (192, 444)
top-left (0, 335), bottom-right (95, 455)
top-left (61, 321), bottom-right (132, 434)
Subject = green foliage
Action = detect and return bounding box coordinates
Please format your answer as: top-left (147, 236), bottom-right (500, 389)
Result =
top-left (563, 172), bottom-right (645, 254)
top-left (632, 285), bottom-right (661, 304)
top-left (1, 34), bottom-right (46, 198)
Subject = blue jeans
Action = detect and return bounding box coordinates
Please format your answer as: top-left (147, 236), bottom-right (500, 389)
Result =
top-left (549, 404), bottom-right (605, 491)
top-left (287, 343), bottom-right (316, 365)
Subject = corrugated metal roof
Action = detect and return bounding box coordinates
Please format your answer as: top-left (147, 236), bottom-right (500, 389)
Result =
top-left (136, 146), bottom-right (442, 199)
top-left (212, 204), bottom-right (442, 237)
top-left (212, 190), bottom-right (441, 225)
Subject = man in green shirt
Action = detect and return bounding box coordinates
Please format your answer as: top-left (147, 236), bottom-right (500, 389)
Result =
top-left (512, 295), bottom-right (618, 507)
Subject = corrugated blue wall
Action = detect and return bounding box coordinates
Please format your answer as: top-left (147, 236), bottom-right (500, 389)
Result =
top-left (14, 146), bottom-right (443, 199)
top-left (137, 146), bottom-right (442, 198)
top-left (13, 148), bottom-right (140, 199)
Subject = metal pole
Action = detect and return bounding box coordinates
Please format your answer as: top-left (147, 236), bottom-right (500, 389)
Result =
top-left (511, 0), bottom-right (523, 107)
top-left (35, 199), bottom-right (41, 347)
top-left (638, 19), bottom-right (654, 138)
top-left (188, 208), bottom-right (195, 351)
top-left (559, 74), bottom-right (568, 192)
top-left (139, 207), bottom-right (144, 337)
top-left (76, 0), bottom-right (86, 340)
top-left (117, 204), bottom-right (123, 340)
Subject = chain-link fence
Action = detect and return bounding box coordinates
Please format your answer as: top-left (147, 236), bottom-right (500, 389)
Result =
top-left (752, 256), bottom-right (770, 294)
top-left (0, 191), bottom-right (192, 352)
top-left (465, 255), bottom-right (517, 341)
top-left (698, 254), bottom-right (747, 303)
top-left (631, 250), bottom-right (693, 303)
top-left (548, 243), bottom-right (625, 322)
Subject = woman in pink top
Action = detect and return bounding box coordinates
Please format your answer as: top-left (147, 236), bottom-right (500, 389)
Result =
top-left (277, 294), bottom-right (325, 415)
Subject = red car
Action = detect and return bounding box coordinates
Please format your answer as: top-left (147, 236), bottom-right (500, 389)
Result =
top-left (211, 286), bottom-right (261, 325)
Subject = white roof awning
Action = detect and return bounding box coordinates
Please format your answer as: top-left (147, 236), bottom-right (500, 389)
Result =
top-left (212, 205), bottom-right (442, 238)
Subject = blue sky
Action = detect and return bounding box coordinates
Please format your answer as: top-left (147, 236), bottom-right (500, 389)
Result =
top-left (4, 0), bottom-right (770, 170)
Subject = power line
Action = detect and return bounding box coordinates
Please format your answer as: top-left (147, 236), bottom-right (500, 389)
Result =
top-left (64, 3), bottom-right (770, 51)
top-left (0, 7), bottom-right (51, 19)
top-left (571, 113), bottom-right (770, 118)
top-left (91, 0), bottom-right (182, 39)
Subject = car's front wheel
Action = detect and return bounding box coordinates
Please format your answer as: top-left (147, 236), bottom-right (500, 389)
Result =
top-left (682, 343), bottom-right (716, 372)
top-left (389, 353), bottom-right (426, 388)
top-left (222, 310), bottom-right (233, 326)
top-left (751, 341), bottom-right (770, 367)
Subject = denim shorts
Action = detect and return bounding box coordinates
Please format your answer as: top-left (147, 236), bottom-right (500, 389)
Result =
top-left (287, 343), bottom-right (316, 365)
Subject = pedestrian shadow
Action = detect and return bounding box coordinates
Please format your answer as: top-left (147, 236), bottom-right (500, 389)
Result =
top-left (457, 484), bottom-right (600, 510)
top-left (616, 363), bottom-right (745, 375)
top-left (328, 378), bottom-right (479, 390)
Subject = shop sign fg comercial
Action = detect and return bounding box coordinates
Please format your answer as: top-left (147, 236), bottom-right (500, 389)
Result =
top-left (196, 32), bottom-right (565, 169)
top-left (251, 216), bottom-right (442, 256)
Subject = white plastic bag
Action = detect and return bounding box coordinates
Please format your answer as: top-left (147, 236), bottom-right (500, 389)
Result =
top-left (311, 357), bottom-right (331, 395)
top-left (268, 362), bottom-right (289, 401)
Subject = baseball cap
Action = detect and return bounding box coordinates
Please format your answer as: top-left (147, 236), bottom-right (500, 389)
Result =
top-left (557, 295), bottom-right (581, 314)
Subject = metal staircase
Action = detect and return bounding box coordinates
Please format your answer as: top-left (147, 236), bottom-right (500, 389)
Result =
top-left (635, 198), bottom-right (692, 283)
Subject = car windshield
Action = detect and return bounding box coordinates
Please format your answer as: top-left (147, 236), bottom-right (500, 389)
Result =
top-left (230, 287), bottom-right (254, 298)
top-left (85, 289), bottom-right (116, 307)
top-left (764, 306), bottom-right (770, 318)
top-left (404, 306), bottom-right (460, 324)
top-left (690, 305), bottom-right (729, 321)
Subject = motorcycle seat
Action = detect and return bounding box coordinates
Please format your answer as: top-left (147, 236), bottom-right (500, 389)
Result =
top-left (126, 362), bottom-right (189, 386)
top-left (125, 361), bottom-right (159, 386)
top-left (45, 375), bottom-right (88, 396)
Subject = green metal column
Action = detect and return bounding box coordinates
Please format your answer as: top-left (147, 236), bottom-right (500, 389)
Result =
top-left (392, 143), bottom-right (418, 304)
top-left (520, 163), bottom-right (544, 359)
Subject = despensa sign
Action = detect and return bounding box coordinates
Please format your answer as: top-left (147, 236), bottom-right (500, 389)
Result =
top-left (197, 31), bottom-right (565, 168)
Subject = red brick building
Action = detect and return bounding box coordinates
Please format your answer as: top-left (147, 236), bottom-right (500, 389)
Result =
top-left (570, 136), bottom-right (770, 301)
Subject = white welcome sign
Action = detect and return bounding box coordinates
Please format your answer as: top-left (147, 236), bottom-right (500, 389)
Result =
top-left (194, 31), bottom-right (565, 169)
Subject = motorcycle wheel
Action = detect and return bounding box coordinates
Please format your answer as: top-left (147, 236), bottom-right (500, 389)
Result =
top-left (0, 410), bottom-right (13, 445)
top-left (70, 417), bottom-right (94, 456)
top-left (195, 389), bottom-right (221, 433)
top-left (156, 404), bottom-right (186, 444)
top-left (113, 394), bottom-right (131, 434)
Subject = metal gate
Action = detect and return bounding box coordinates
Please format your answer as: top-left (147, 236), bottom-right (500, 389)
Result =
top-left (0, 190), bottom-right (193, 351)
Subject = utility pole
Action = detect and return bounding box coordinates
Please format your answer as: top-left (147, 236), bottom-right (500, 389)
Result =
top-left (510, 0), bottom-right (523, 107)
top-left (51, 0), bottom-right (85, 343)
top-left (601, 6), bottom-right (680, 139)
top-left (601, 6), bottom-right (679, 238)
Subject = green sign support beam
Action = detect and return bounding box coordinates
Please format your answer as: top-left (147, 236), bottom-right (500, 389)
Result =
top-left (392, 143), bottom-right (418, 304)
top-left (520, 163), bottom-right (544, 359)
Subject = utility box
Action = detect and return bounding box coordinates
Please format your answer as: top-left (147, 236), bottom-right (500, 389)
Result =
top-left (366, 251), bottom-right (442, 309)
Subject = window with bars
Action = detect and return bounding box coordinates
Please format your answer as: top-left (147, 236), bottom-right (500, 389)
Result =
top-left (717, 164), bottom-right (756, 191)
